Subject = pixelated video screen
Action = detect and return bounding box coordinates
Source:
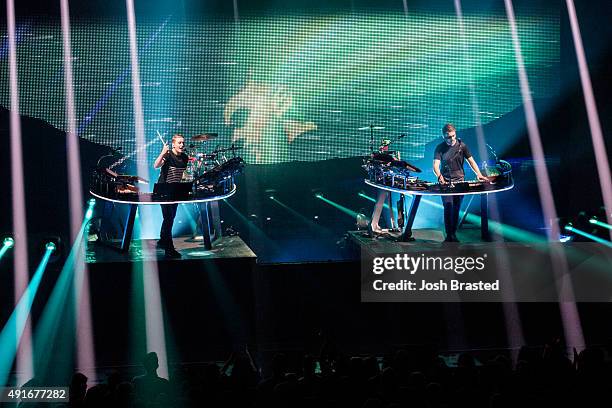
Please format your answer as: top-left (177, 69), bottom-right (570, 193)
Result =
top-left (0, 5), bottom-right (558, 165)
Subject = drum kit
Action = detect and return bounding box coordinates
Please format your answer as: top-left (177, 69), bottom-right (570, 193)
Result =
top-left (360, 124), bottom-right (424, 190)
top-left (182, 133), bottom-right (245, 196)
top-left (182, 133), bottom-right (243, 183)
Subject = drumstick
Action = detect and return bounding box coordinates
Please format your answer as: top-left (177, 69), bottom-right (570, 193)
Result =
top-left (156, 131), bottom-right (167, 146)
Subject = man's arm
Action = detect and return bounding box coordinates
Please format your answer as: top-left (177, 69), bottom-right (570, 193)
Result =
top-left (433, 159), bottom-right (446, 184)
top-left (154, 144), bottom-right (169, 169)
top-left (466, 157), bottom-right (488, 181)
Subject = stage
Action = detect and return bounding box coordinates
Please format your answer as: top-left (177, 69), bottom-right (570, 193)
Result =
top-left (1, 0), bottom-right (612, 405)
top-left (85, 236), bottom-right (256, 264)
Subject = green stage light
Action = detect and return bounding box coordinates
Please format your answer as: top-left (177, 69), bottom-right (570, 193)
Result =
top-left (316, 194), bottom-right (359, 218)
top-left (565, 224), bottom-right (612, 248)
top-left (269, 195), bottom-right (275, 200)
top-left (358, 192), bottom-right (390, 209)
top-left (3, 237), bottom-right (14, 248)
top-left (590, 218), bottom-right (612, 230)
top-left (45, 242), bottom-right (57, 252)
top-left (85, 199), bottom-right (96, 219)
top-left (0, 244), bottom-right (54, 386)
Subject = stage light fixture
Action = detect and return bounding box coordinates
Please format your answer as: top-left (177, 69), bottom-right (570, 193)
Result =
top-left (85, 199), bottom-right (96, 220)
top-left (590, 218), bottom-right (612, 230)
top-left (40, 236), bottom-right (62, 262)
top-left (3, 237), bottom-right (14, 248)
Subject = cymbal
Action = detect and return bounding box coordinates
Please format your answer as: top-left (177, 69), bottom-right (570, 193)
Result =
top-left (358, 125), bottom-right (385, 131)
top-left (192, 133), bottom-right (218, 141)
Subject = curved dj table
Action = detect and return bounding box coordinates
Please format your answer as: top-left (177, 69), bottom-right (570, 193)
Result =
top-left (365, 178), bottom-right (514, 241)
top-left (91, 186), bottom-right (236, 252)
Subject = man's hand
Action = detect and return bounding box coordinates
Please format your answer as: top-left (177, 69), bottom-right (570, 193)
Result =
top-left (477, 174), bottom-right (489, 182)
top-left (438, 175), bottom-right (447, 184)
top-left (161, 143), bottom-right (170, 155)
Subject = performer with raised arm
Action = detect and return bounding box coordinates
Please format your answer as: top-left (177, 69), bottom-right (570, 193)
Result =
top-left (154, 134), bottom-right (188, 258)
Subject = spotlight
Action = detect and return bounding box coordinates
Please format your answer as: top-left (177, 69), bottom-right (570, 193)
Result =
top-left (40, 236), bottom-right (62, 262)
top-left (266, 217), bottom-right (271, 221)
top-left (590, 217), bottom-right (612, 230)
top-left (315, 193), bottom-right (323, 199)
top-left (314, 215), bottom-right (319, 220)
top-left (3, 237), bottom-right (14, 248)
top-left (269, 196), bottom-right (275, 200)
top-left (85, 198), bottom-right (96, 219)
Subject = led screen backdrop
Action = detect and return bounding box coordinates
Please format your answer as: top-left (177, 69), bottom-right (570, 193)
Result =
top-left (0, 7), bottom-right (559, 165)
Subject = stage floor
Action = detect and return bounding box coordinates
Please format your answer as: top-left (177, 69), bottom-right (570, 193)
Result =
top-left (85, 235), bottom-right (256, 263)
top-left (348, 226), bottom-right (491, 250)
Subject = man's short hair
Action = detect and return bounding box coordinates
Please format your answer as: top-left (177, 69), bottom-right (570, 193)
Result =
top-left (441, 123), bottom-right (456, 134)
top-left (172, 134), bottom-right (184, 143)
top-left (143, 352), bottom-right (159, 371)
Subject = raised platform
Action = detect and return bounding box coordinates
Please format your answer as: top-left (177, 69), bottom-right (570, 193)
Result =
top-left (85, 235), bottom-right (256, 264)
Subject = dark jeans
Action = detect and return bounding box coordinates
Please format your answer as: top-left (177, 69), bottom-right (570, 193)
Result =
top-left (441, 195), bottom-right (463, 237)
top-left (160, 203), bottom-right (178, 246)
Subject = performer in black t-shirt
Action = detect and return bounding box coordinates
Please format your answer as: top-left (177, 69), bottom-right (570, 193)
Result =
top-left (433, 124), bottom-right (487, 242)
top-left (154, 134), bottom-right (188, 258)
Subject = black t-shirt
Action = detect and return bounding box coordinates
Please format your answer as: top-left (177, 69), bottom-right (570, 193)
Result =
top-left (158, 152), bottom-right (188, 183)
top-left (434, 140), bottom-right (472, 181)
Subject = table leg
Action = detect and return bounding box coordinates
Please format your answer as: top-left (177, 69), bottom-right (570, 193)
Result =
top-left (120, 203), bottom-right (138, 252)
top-left (210, 200), bottom-right (222, 242)
top-left (401, 195), bottom-right (421, 242)
top-left (199, 202), bottom-right (213, 250)
top-left (480, 193), bottom-right (491, 241)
